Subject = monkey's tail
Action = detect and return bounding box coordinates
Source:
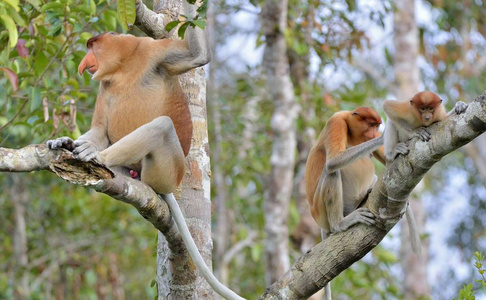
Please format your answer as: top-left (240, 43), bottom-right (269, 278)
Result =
top-left (405, 204), bottom-right (422, 256)
top-left (163, 194), bottom-right (246, 300)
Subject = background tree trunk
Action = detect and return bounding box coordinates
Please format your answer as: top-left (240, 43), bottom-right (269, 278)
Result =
top-left (261, 0), bottom-right (298, 286)
top-left (206, 0), bottom-right (231, 287)
top-left (10, 174), bottom-right (30, 300)
top-left (393, 0), bottom-right (430, 297)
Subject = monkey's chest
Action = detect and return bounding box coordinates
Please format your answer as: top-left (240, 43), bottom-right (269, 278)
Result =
top-left (107, 99), bottom-right (165, 143)
top-left (341, 157), bottom-right (376, 212)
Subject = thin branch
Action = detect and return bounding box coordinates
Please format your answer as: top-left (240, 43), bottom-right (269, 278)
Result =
top-left (0, 144), bottom-right (193, 276)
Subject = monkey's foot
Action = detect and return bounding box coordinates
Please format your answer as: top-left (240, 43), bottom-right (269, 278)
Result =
top-left (454, 101), bottom-right (468, 114)
top-left (333, 208), bottom-right (376, 233)
top-left (415, 127), bottom-right (431, 141)
top-left (72, 139), bottom-right (102, 163)
top-left (47, 136), bottom-right (75, 151)
top-left (392, 142), bottom-right (409, 159)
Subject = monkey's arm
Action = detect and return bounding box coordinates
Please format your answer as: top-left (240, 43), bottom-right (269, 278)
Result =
top-left (383, 100), bottom-right (417, 133)
top-left (325, 136), bottom-right (383, 173)
top-left (73, 94), bottom-right (109, 162)
top-left (383, 119), bottom-right (409, 161)
top-left (156, 2), bottom-right (211, 75)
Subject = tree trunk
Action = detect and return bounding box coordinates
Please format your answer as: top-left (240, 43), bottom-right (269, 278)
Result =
top-left (393, 0), bottom-right (430, 297)
top-left (206, 0), bottom-right (231, 288)
top-left (11, 174), bottom-right (30, 300)
top-left (261, 0), bottom-right (298, 286)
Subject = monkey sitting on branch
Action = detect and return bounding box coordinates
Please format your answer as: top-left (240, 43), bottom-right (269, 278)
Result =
top-left (46, 2), bottom-right (243, 300)
top-left (382, 91), bottom-right (468, 253)
top-left (305, 107), bottom-right (386, 300)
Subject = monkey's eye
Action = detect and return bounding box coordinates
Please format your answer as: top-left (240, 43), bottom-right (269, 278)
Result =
top-left (108, 32), bottom-right (117, 35)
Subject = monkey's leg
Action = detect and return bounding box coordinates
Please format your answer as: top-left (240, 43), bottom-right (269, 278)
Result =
top-left (100, 116), bottom-right (186, 194)
top-left (321, 229), bottom-right (332, 300)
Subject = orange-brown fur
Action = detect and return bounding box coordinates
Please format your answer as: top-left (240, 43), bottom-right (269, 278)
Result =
top-left (305, 107), bottom-right (384, 233)
top-left (383, 91), bottom-right (446, 129)
top-left (48, 29), bottom-right (209, 194)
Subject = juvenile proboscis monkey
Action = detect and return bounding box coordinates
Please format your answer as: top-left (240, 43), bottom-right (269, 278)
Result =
top-left (305, 107), bottom-right (386, 300)
top-left (47, 2), bottom-right (243, 300)
top-left (383, 91), bottom-right (468, 254)
top-left (383, 91), bottom-right (467, 161)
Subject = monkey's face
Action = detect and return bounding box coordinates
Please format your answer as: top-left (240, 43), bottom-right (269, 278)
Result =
top-left (417, 106), bottom-right (436, 126)
top-left (410, 91), bottom-right (443, 126)
top-left (78, 32), bottom-right (137, 80)
top-left (351, 107), bottom-right (382, 142)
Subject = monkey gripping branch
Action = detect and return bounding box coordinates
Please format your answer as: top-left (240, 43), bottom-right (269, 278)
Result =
top-left (1, 92), bottom-right (485, 299)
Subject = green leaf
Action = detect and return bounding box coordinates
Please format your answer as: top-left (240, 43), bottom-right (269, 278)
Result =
top-left (192, 19), bottom-right (206, 29)
top-left (8, 6), bottom-right (27, 27)
top-left (2, 0), bottom-right (19, 11)
top-left (1, 14), bottom-right (18, 48)
top-left (178, 22), bottom-right (190, 39)
top-left (34, 51), bottom-right (48, 76)
top-left (117, 0), bottom-right (136, 30)
top-left (165, 20), bottom-right (180, 33)
top-left (30, 87), bottom-right (41, 112)
top-left (41, 2), bottom-right (63, 12)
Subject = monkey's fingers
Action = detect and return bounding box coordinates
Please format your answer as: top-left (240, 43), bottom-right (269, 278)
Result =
top-left (73, 141), bottom-right (102, 163)
top-left (415, 127), bottom-right (431, 141)
top-left (46, 137), bottom-right (75, 151)
top-left (454, 101), bottom-right (468, 114)
top-left (393, 143), bottom-right (409, 158)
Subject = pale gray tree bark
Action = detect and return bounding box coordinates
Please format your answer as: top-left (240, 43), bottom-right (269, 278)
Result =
top-left (393, 0), bottom-right (430, 297)
top-left (261, 0), bottom-right (299, 286)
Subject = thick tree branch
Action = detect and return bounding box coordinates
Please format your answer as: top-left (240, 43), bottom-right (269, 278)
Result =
top-left (260, 92), bottom-right (486, 299)
top-left (0, 144), bottom-right (193, 275)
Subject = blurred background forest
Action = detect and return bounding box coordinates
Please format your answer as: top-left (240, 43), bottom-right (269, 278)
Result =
top-left (0, 0), bottom-right (485, 299)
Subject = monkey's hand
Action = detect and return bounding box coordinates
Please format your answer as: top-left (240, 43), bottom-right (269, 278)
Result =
top-left (391, 142), bottom-right (410, 160)
top-left (72, 139), bottom-right (103, 164)
top-left (332, 208), bottom-right (376, 234)
top-left (454, 101), bottom-right (468, 114)
top-left (47, 137), bottom-right (75, 151)
top-left (414, 127), bottom-right (431, 141)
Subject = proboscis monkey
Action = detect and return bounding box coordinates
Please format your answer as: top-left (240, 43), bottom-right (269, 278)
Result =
top-left (383, 91), bottom-right (468, 255)
top-left (305, 107), bottom-right (385, 300)
top-left (383, 91), bottom-right (468, 161)
top-left (47, 2), bottom-right (243, 300)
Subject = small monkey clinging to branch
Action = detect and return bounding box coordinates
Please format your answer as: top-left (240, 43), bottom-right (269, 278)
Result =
top-left (383, 91), bottom-right (468, 254)
top-left (383, 91), bottom-right (468, 161)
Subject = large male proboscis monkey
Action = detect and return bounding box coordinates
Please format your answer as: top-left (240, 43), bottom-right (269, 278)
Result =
top-left (383, 91), bottom-right (468, 254)
top-left (46, 2), bottom-right (244, 300)
top-left (305, 107), bottom-right (386, 300)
